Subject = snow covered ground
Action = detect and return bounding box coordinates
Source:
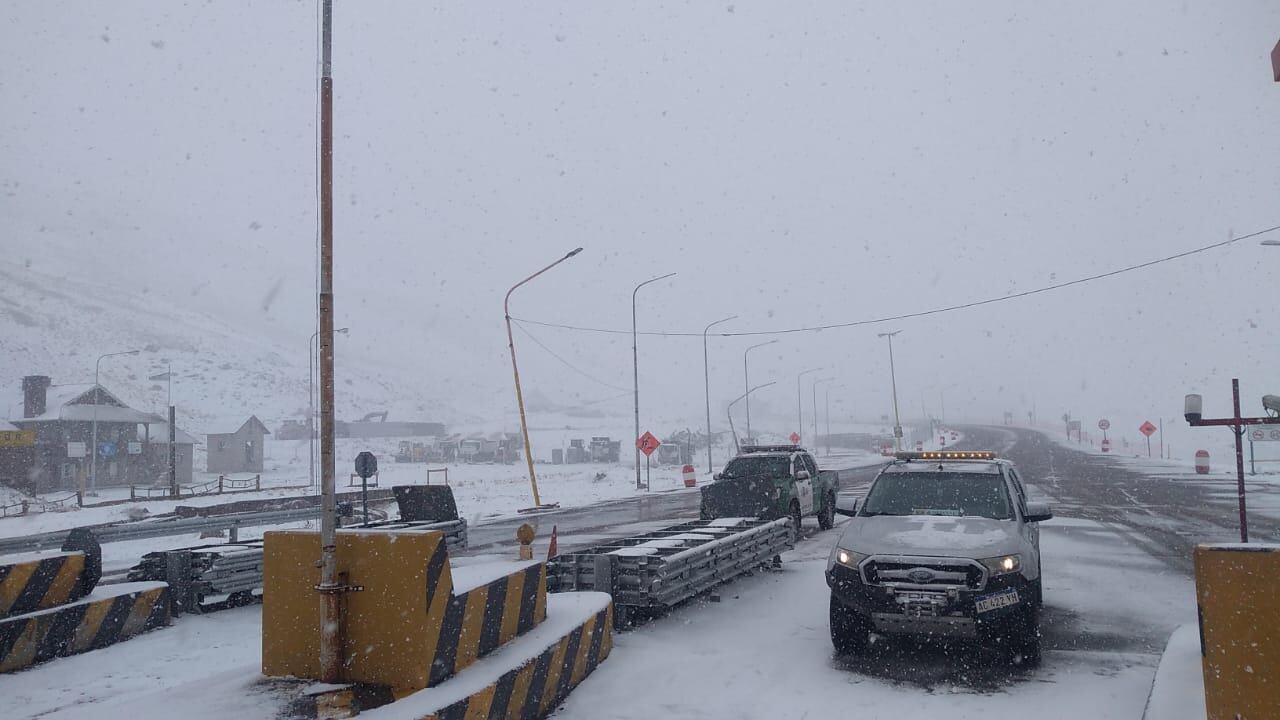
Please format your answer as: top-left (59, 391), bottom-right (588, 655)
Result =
top-left (556, 513), bottom-right (1195, 720)
top-left (2, 510), bottom-right (1194, 720)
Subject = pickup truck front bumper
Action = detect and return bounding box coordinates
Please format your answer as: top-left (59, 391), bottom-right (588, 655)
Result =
top-left (826, 561), bottom-right (1031, 639)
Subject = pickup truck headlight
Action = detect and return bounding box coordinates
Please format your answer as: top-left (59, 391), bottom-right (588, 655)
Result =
top-left (980, 554), bottom-right (1022, 576)
top-left (828, 547), bottom-right (868, 571)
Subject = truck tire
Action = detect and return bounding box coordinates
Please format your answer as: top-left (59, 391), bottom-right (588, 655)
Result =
top-left (1013, 603), bottom-right (1042, 666)
top-left (789, 501), bottom-right (803, 542)
top-left (817, 491), bottom-right (835, 530)
top-left (829, 594), bottom-right (871, 654)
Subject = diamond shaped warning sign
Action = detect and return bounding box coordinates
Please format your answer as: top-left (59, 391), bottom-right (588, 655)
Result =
top-left (1139, 421), bottom-right (1157, 437)
top-left (636, 431), bottom-right (661, 456)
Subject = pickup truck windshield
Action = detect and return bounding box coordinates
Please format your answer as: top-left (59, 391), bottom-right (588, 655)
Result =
top-left (720, 456), bottom-right (790, 479)
top-left (860, 472), bottom-right (1012, 520)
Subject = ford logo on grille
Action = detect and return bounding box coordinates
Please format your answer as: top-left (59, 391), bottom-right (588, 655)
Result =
top-left (907, 568), bottom-right (936, 583)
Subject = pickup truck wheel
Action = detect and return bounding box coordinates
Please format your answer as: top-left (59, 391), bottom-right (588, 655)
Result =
top-left (789, 502), bottom-right (803, 542)
top-left (1013, 603), bottom-right (1042, 666)
top-left (817, 492), bottom-right (835, 530)
top-left (829, 594), bottom-right (870, 654)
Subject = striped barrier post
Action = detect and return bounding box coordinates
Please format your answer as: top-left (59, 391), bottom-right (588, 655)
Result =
top-left (0, 583), bottom-right (171, 673)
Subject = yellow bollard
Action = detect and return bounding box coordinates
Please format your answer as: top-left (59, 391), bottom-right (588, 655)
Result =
top-left (517, 523), bottom-right (535, 561)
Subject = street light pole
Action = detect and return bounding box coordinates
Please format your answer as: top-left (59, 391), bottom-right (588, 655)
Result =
top-left (91, 349), bottom-right (140, 493)
top-left (309, 327), bottom-right (348, 489)
top-left (505, 248), bottom-right (584, 507)
top-left (743, 340), bottom-right (777, 443)
top-left (632, 272), bottom-right (676, 489)
top-left (878, 331), bottom-right (904, 451)
top-left (824, 387), bottom-right (832, 456)
top-left (728, 382), bottom-right (776, 455)
top-left (796, 368), bottom-right (821, 445)
top-left (702, 315), bottom-right (737, 474)
top-left (813, 378), bottom-right (833, 452)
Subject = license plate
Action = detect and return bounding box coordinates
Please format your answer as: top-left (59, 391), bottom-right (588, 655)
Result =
top-left (974, 588), bottom-right (1020, 613)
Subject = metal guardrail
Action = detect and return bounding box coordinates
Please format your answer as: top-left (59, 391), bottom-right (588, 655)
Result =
top-left (0, 506), bottom-right (329, 556)
top-left (547, 516), bottom-right (793, 625)
top-left (125, 518), bottom-right (468, 614)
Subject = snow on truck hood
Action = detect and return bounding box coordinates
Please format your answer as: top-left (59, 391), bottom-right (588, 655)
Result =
top-left (839, 515), bottom-right (1021, 558)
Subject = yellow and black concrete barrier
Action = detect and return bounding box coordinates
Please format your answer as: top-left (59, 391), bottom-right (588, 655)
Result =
top-left (1194, 542), bottom-right (1280, 719)
top-left (0, 581), bottom-right (171, 673)
top-left (263, 525), bottom-right (613, 719)
top-left (1, 529), bottom-right (170, 674)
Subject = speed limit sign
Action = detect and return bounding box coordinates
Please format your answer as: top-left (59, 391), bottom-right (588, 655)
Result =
top-left (1098, 419), bottom-right (1110, 431)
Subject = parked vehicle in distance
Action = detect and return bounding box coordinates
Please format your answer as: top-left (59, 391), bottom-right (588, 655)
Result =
top-left (699, 445), bottom-right (839, 535)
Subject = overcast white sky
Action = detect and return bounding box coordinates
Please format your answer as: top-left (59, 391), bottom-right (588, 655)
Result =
top-left (2, 1), bottom-right (1278, 447)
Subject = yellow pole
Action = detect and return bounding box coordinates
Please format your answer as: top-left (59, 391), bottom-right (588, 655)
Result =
top-left (507, 316), bottom-right (541, 506)
top-left (504, 248), bottom-right (583, 507)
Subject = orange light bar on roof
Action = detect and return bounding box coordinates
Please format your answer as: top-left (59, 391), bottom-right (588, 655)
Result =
top-left (895, 451), bottom-right (997, 461)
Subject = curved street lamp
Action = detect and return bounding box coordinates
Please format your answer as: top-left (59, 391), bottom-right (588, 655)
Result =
top-left (702, 315), bottom-right (737, 474)
top-left (90, 349), bottom-right (141, 493)
top-left (505, 247), bottom-right (583, 507)
top-left (796, 367), bottom-right (822, 445)
top-left (878, 331), bottom-right (904, 450)
top-left (812, 378), bottom-right (835, 453)
top-left (632, 272), bottom-right (676, 489)
top-left (728, 382), bottom-right (776, 455)
top-left (742, 340), bottom-right (777, 442)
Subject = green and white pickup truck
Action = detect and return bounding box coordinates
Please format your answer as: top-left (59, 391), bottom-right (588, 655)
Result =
top-left (699, 445), bottom-right (840, 535)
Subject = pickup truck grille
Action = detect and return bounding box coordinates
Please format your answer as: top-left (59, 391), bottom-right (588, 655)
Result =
top-left (862, 558), bottom-right (985, 590)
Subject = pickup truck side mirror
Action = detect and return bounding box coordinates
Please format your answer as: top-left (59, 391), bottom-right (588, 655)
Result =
top-left (795, 470), bottom-right (811, 480)
top-left (1024, 502), bottom-right (1053, 522)
top-left (713, 472), bottom-right (723, 481)
top-left (834, 497), bottom-right (858, 517)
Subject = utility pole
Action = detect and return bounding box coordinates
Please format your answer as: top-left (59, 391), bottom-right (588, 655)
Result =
top-left (702, 315), bottom-right (737, 474)
top-left (632, 273), bottom-right (676, 489)
top-left (878, 331), bottom-right (904, 451)
top-left (743, 340), bottom-right (777, 444)
top-left (310, 327), bottom-right (346, 488)
top-left (316, 0), bottom-right (341, 684)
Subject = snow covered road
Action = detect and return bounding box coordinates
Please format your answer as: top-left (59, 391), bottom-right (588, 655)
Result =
top-left (555, 427), bottom-right (1199, 720)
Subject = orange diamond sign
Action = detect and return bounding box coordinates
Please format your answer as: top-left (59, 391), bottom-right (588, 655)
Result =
top-left (637, 431), bottom-right (660, 456)
top-left (1139, 421), bottom-right (1157, 437)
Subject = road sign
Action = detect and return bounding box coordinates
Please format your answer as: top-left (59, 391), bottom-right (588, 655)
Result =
top-left (1098, 419), bottom-right (1110, 431)
top-left (354, 451), bottom-right (378, 479)
top-left (98, 442), bottom-right (117, 458)
top-left (1249, 427), bottom-right (1280, 442)
top-left (789, 432), bottom-right (801, 445)
top-left (127, 441), bottom-right (143, 455)
top-left (1139, 421), bottom-right (1157, 437)
top-left (67, 442), bottom-right (87, 458)
top-left (636, 432), bottom-right (660, 457)
top-left (0, 430), bottom-right (34, 448)
top-left (1272, 37), bottom-right (1280, 82)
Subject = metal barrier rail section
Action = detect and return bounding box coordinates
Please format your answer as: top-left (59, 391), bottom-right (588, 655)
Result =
top-left (0, 506), bottom-right (329, 556)
top-left (546, 516), bottom-right (793, 621)
top-left (125, 518), bottom-right (467, 613)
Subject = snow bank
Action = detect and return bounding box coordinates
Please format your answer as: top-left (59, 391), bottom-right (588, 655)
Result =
top-left (1142, 625), bottom-right (1206, 720)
